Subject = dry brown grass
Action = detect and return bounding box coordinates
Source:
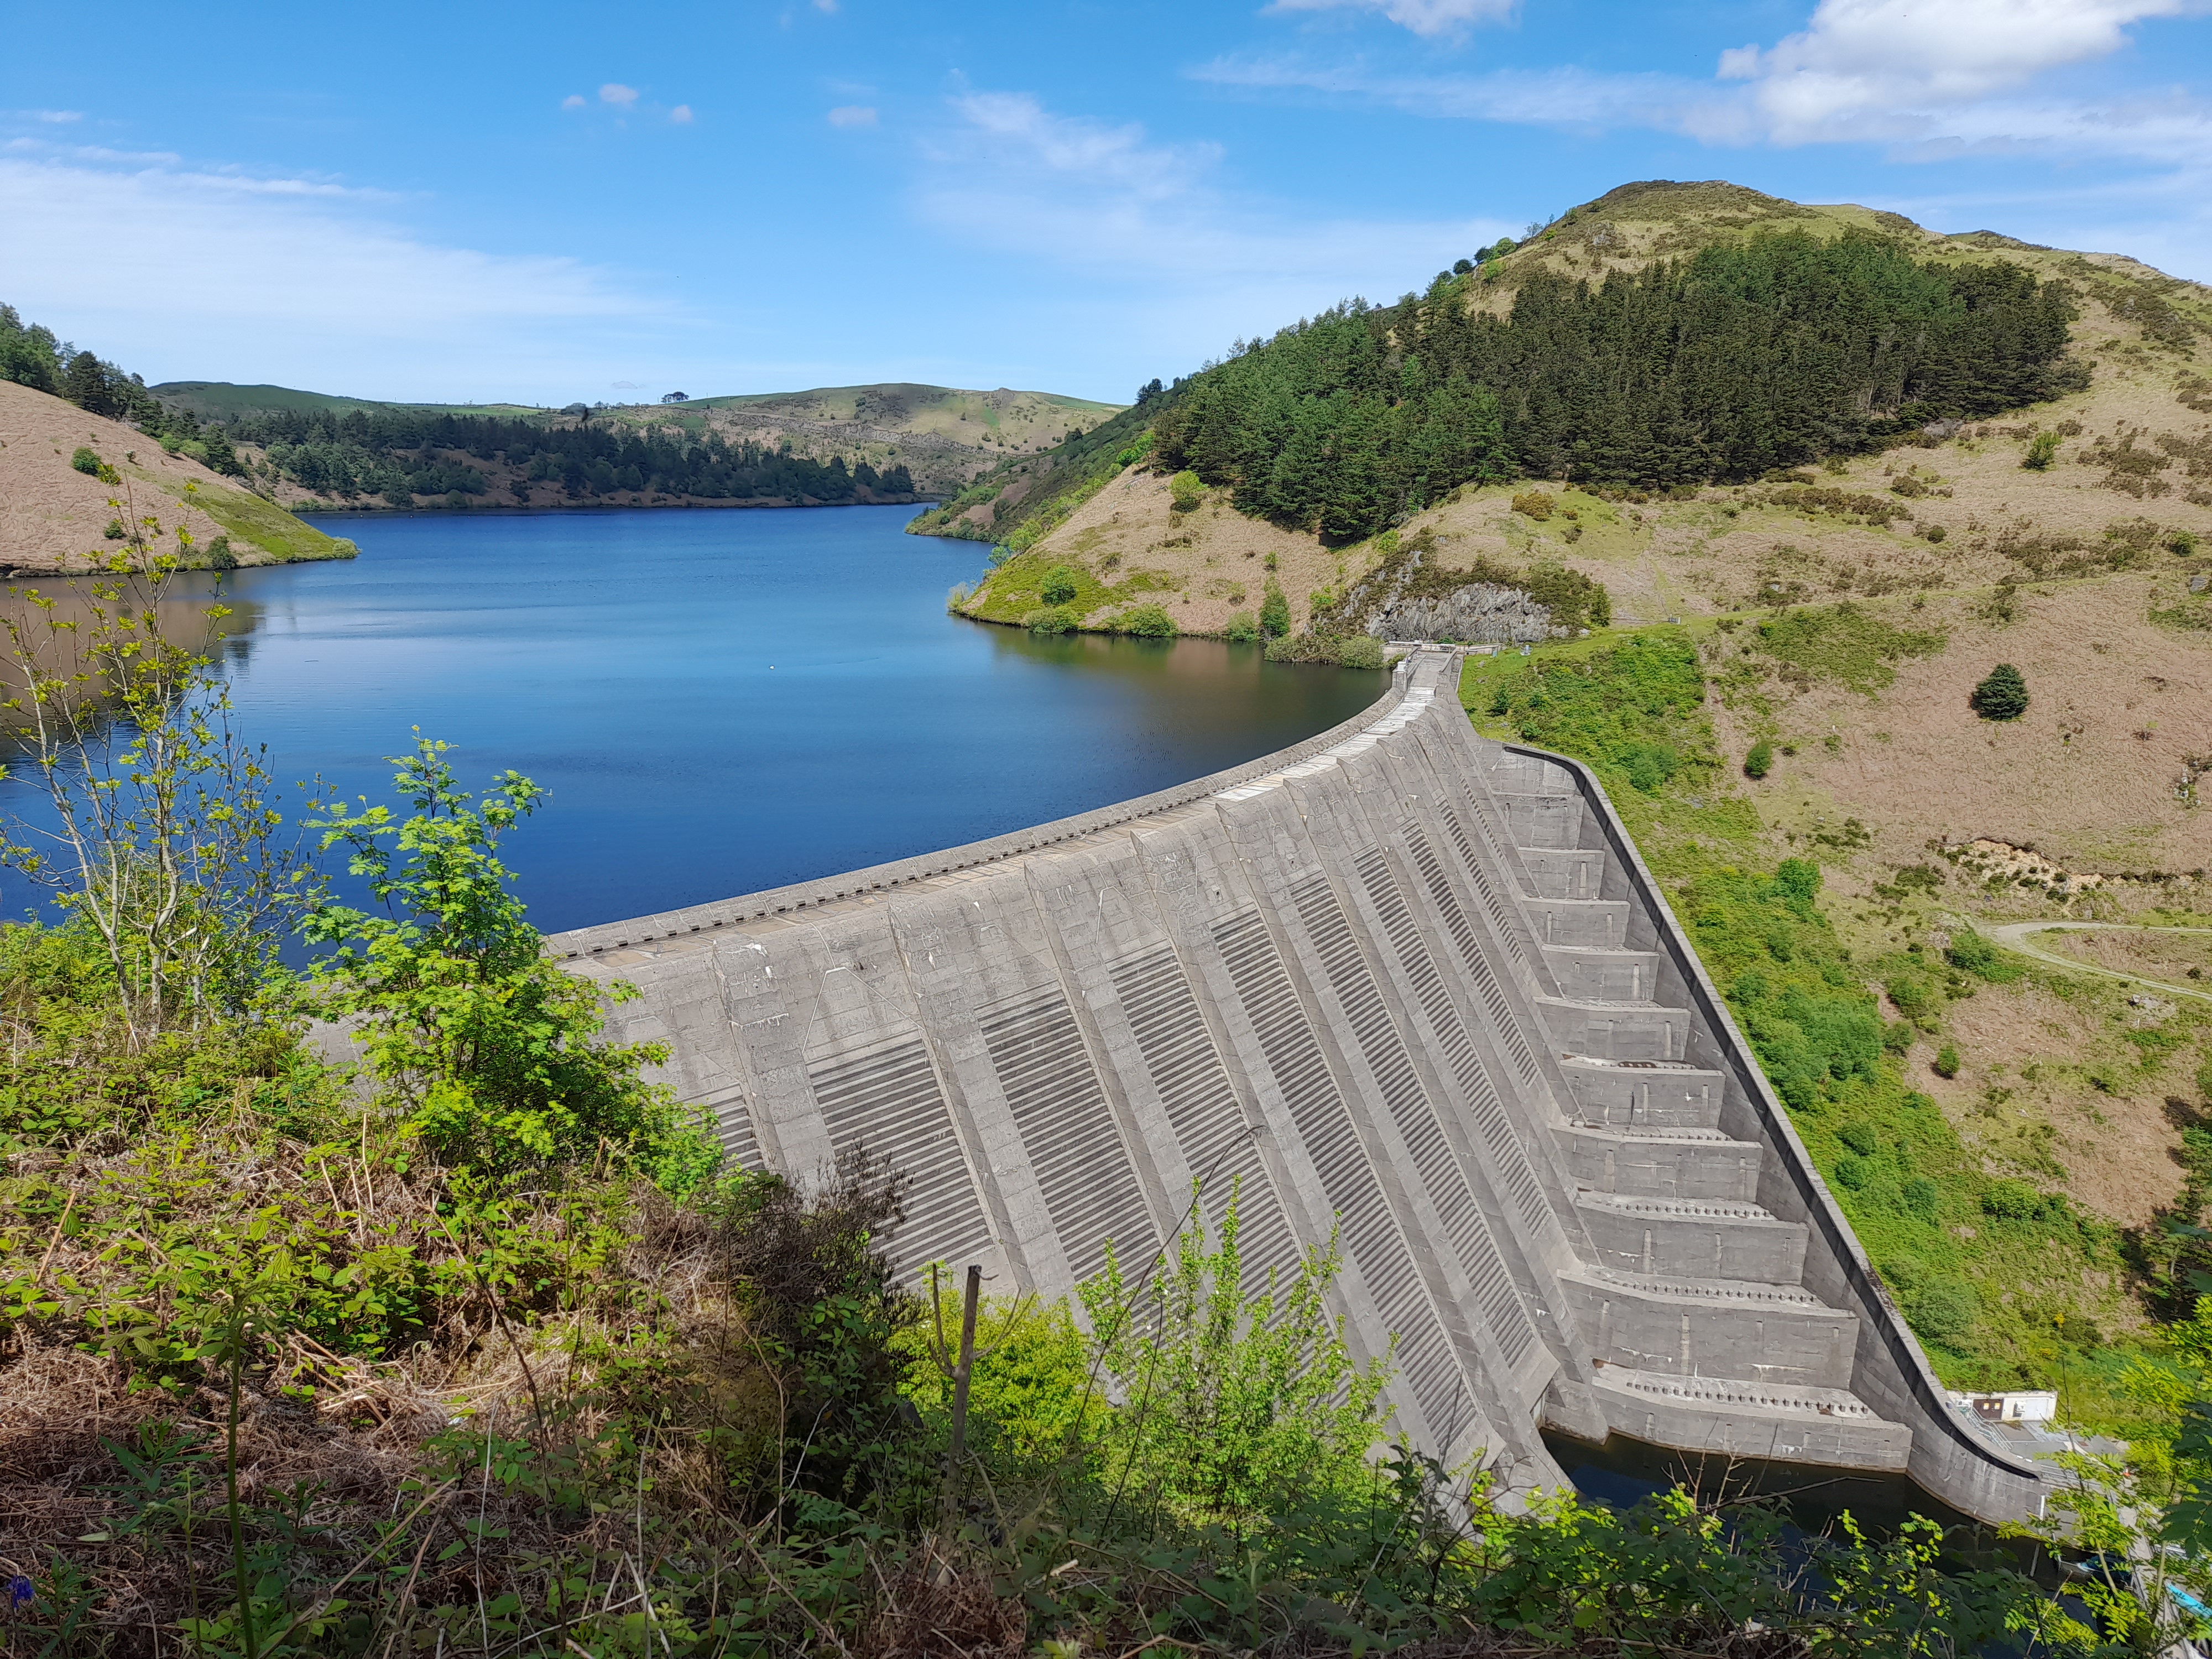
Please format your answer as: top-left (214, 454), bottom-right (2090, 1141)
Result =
top-left (0, 382), bottom-right (263, 575)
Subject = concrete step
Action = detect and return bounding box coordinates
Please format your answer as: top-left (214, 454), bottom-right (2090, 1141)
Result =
top-left (1538, 998), bottom-right (1689, 1062)
top-left (1543, 946), bottom-right (1664, 1003)
top-left (1519, 847), bottom-right (1608, 901)
top-left (1525, 898), bottom-right (1630, 948)
top-left (1559, 1266), bottom-right (1859, 1388)
top-left (1488, 753), bottom-right (1574, 795)
top-left (1579, 1366), bottom-right (1911, 1470)
top-left (1554, 1123), bottom-right (1762, 1201)
top-left (1557, 1057), bottom-right (1725, 1130)
top-left (1493, 791), bottom-right (1587, 851)
top-left (1574, 1191), bottom-right (1808, 1284)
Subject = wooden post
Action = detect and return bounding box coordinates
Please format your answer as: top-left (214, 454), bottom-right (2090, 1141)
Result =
top-left (940, 1264), bottom-right (982, 1535)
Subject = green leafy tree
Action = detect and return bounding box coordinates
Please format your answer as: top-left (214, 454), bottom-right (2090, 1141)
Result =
top-left (1118, 604), bottom-right (1176, 638)
top-left (0, 514), bottom-right (311, 1042)
top-left (1167, 469), bottom-right (1204, 512)
top-left (1040, 564), bottom-right (1081, 605)
top-left (302, 737), bottom-right (710, 1186)
top-left (1259, 578), bottom-right (1290, 639)
top-left (1970, 662), bottom-right (2030, 719)
top-left (2022, 430), bottom-right (2062, 469)
top-left (1079, 1199), bottom-right (1391, 1524)
top-left (1744, 737), bottom-right (1774, 778)
top-left (1223, 609), bottom-right (1260, 643)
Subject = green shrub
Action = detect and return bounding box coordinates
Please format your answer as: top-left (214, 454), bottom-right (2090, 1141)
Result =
top-left (1839, 1119), bottom-right (1880, 1157)
top-left (207, 535), bottom-right (237, 571)
top-left (1168, 469), bottom-right (1204, 512)
top-left (1619, 741), bottom-right (1679, 793)
top-left (1886, 976), bottom-right (1932, 1020)
top-left (1118, 604), bottom-right (1177, 638)
top-left (2022, 430), bottom-right (2061, 470)
top-left (1260, 578), bottom-right (1290, 639)
top-left (2169, 529), bottom-right (2200, 557)
top-left (1902, 1175), bottom-right (1942, 1220)
top-left (1970, 662), bottom-right (2030, 720)
top-left (1223, 609), bottom-right (1260, 643)
top-left (1743, 738), bottom-right (1773, 779)
top-left (1933, 1042), bottom-right (1961, 1078)
top-left (1511, 489), bottom-right (1554, 520)
top-left (1945, 928), bottom-right (2022, 983)
top-left (1982, 1180), bottom-right (2043, 1220)
top-left (103, 517), bottom-right (126, 540)
top-left (1910, 1276), bottom-right (1979, 1345)
top-left (1334, 634), bottom-right (1386, 669)
top-left (1040, 564), bottom-right (1081, 605)
top-left (1022, 606), bottom-right (1078, 634)
top-left (70, 445), bottom-right (102, 475)
top-left (1834, 1152), bottom-right (1870, 1190)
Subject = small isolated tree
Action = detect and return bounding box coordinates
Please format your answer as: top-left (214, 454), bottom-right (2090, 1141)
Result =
top-left (1079, 1196), bottom-right (1392, 1525)
top-left (1971, 662), bottom-right (2030, 719)
top-left (302, 737), bottom-right (708, 1187)
top-left (1259, 578), bottom-right (1290, 639)
top-left (1933, 1043), bottom-right (1961, 1079)
top-left (1168, 470), bottom-right (1204, 512)
top-left (1223, 609), bottom-right (1260, 644)
top-left (2021, 430), bottom-right (2061, 471)
top-left (1743, 738), bottom-right (1775, 779)
top-left (1040, 564), bottom-right (1081, 605)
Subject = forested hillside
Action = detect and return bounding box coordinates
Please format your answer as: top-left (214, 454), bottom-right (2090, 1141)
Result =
top-left (216, 405), bottom-right (917, 508)
top-left (1152, 231), bottom-right (2082, 545)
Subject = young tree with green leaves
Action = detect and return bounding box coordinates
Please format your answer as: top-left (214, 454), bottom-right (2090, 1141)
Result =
top-left (1971, 662), bottom-right (2031, 719)
top-left (302, 737), bottom-right (713, 1188)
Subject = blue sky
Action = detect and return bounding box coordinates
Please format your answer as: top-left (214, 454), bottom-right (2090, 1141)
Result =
top-left (4, 1), bottom-right (2209, 406)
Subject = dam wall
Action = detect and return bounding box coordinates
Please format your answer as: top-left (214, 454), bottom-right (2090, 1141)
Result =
top-left (550, 649), bottom-right (2052, 1520)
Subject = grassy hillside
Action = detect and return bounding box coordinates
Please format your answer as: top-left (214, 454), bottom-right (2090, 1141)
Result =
top-left (0, 379), bottom-right (354, 573)
top-left (152, 382), bottom-right (542, 420)
top-left (156, 380), bottom-right (1125, 506)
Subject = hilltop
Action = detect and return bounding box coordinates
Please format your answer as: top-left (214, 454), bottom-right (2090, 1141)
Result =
top-left (152, 378), bottom-right (1122, 508)
top-left (0, 378), bottom-right (354, 575)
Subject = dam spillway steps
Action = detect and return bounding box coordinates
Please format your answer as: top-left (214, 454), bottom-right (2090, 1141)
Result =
top-left (552, 648), bottom-right (2053, 1522)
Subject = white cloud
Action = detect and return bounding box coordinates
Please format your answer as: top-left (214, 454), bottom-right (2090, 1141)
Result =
top-left (827, 104), bottom-right (878, 127)
top-left (599, 83), bottom-right (639, 108)
top-left (562, 93), bottom-right (587, 110)
top-left (1266, 0), bottom-right (1516, 36)
top-left (911, 91), bottom-right (1509, 369)
top-left (1721, 0), bottom-right (2206, 141)
top-left (1200, 0), bottom-right (2212, 165)
top-left (670, 104), bottom-right (695, 124)
top-left (0, 152), bottom-right (672, 400)
top-left (811, 0), bottom-right (839, 11)
top-left (15, 109), bottom-right (84, 124)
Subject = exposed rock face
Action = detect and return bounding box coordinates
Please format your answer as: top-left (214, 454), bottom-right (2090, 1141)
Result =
top-left (1371, 581), bottom-right (1553, 644)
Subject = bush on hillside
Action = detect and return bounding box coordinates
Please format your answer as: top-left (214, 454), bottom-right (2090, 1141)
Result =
top-left (1511, 490), bottom-right (1554, 521)
top-left (1022, 605), bottom-right (1078, 634)
top-left (1040, 564), bottom-right (1081, 604)
top-left (2022, 430), bottom-right (2062, 470)
top-left (1945, 927), bottom-right (2023, 983)
top-left (1971, 662), bottom-right (2030, 719)
top-left (1744, 738), bottom-right (1774, 778)
top-left (70, 446), bottom-right (101, 476)
top-left (1168, 469), bottom-right (1204, 511)
top-left (1116, 604), bottom-right (1176, 637)
top-left (1933, 1042), bottom-right (1962, 1078)
top-left (1260, 578), bottom-right (1290, 638)
top-left (1223, 608), bottom-right (1260, 643)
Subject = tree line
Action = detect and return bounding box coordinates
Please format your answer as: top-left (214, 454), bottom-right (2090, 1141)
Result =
top-left (223, 405), bottom-right (917, 505)
top-left (1150, 231), bottom-right (2084, 544)
top-left (2, 302), bottom-right (248, 476)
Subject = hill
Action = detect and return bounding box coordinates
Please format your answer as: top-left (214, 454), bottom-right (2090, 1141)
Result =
top-left (152, 379), bottom-right (1123, 508)
top-left (928, 180), bottom-right (2212, 1391)
top-left (0, 378), bottom-right (355, 575)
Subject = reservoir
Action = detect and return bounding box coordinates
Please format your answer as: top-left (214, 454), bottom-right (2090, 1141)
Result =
top-left (3, 506), bottom-right (1384, 935)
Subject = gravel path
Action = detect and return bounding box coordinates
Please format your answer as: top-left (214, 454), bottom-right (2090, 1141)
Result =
top-left (1983, 920), bottom-right (2212, 1006)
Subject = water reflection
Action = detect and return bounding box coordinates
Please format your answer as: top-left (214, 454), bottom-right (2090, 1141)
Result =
top-left (0, 507), bottom-right (1386, 934)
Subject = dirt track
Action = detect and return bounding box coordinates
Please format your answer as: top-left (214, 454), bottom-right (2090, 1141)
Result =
top-left (1985, 921), bottom-right (2212, 1004)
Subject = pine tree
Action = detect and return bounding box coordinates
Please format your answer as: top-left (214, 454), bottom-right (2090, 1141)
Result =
top-left (1970, 663), bottom-right (2030, 721)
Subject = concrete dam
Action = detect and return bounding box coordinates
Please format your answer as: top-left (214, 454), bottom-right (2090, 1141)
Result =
top-left (548, 649), bottom-right (2051, 1524)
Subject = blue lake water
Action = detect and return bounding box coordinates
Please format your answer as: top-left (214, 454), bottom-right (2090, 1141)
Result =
top-left (2, 507), bottom-right (1386, 935)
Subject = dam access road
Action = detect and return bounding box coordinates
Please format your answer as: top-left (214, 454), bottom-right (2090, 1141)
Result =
top-left (548, 649), bottom-right (2054, 1523)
